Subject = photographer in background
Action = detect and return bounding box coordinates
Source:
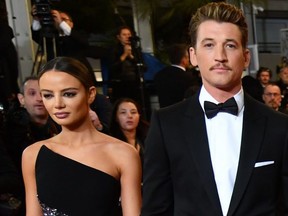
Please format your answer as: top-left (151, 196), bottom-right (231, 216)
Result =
top-left (109, 26), bottom-right (149, 118)
top-left (30, 2), bottom-right (97, 85)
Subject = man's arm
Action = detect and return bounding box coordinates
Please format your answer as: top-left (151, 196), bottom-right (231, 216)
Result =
top-left (141, 111), bottom-right (174, 216)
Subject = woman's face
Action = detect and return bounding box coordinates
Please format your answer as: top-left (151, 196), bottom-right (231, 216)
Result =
top-left (116, 102), bottom-right (140, 132)
top-left (39, 70), bottom-right (95, 127)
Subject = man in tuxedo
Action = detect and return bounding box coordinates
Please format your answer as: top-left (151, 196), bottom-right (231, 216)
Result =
top-left (142, 2), bottom-right (288, 216)
top-left (154, 43), bottom-right (196, 108)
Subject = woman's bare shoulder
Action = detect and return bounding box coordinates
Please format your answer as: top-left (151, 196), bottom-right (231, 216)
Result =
top-left (100, 133), bottom-right (137, 153)
top-left (103, 135), bottom-right (140, 164)
top-left (22, 138), bottom-right (54, 161)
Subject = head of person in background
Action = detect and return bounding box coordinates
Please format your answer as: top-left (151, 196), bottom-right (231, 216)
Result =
top-left (110, 98), bottom-right (149, 155)
top-left (278, 66), bottom-right (288, 85)
top-left (51, 10), bottom-right (74, 31)
top-left (167, 43), bottom-right (190, 70)
top-left (17, 76), bottom-right (49, 125)
top-left (277, 56), bottom-right (288, 74)
top-left (116, 25), bottom-right (133, 46)
top-left (31, 5), bottom-right (74, 34)
top-left (256, 67), bottom-right (272, 87)
top-left (262, 83), bottom-right (283, 111)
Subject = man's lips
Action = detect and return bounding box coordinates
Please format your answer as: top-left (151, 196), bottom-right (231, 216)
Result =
top-left (34, 104), bottom-right (45, 109)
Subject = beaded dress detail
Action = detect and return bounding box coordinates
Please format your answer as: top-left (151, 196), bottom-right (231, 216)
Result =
top-left (36, 145), bottom-right (121, 216)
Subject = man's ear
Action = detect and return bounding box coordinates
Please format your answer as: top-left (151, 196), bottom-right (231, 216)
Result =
top-left (244, 48), bottom-right (251, 69)
top-left (17, 93), bottom-right (25, 106)
top-left (88, 86), bottom-right (96, 105)
top-left (189, 47), bottom-right (198, 67)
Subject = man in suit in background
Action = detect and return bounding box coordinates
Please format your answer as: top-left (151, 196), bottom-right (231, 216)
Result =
top-left (142, 2), bottom-right (288, 216)
top-left (154, 43), bottom-right (196, 108)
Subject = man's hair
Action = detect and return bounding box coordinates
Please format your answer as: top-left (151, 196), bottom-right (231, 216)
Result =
top-left (59, 11), bottom-right (73, 22)
top-left (167, 43), bottom-right (188, 65)
top-left (189, 2), bottom-right (248, 49)
top-left (263, 82), bottom-right (281, 94)
top-left (20, 76), bottom-right (38, 94)
top-left (256, 67), bottom-right (272, 79)
top-left (116, 25), bottom-right (133, 36)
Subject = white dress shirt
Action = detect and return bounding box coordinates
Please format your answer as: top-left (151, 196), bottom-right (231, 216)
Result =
top-left (199, 86), bottom-right (244, 216)
top-left (171, 64), bottom-right (186, 71)
top-left (32, 19), bottom-right (72, 36)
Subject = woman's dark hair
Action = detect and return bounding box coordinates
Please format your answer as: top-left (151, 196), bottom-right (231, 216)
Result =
top-left (110, 98), bottom-right (149, 144)
top-left (37, 57), bottom-right (95, 91)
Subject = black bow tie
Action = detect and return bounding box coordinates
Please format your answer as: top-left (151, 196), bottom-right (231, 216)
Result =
top-left (204, 97), bottom-right (238, 119)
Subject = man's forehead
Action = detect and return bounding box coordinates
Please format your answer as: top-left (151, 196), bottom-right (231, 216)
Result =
top-left (24, 80), bottom-right (38, 89)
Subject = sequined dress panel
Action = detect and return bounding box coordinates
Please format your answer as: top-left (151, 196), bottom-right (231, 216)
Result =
top-left (35, 145), bottom-right (121, 216)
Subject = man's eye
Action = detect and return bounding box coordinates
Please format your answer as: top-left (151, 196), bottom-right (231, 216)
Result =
top-left (28, 92), bottom-right (36, 96)
top-left (63, 92), bottom-right (76, 97)
top-left (204, 43), bottom-right (213, 48)
top-left (226, 44), bottom-right (236, 49)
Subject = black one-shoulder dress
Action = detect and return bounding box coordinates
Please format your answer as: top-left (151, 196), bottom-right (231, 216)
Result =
top-left (35, 145), bottom-right (121, 216)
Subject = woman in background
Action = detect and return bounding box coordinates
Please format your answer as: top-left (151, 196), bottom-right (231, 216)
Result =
top-left (110, 98), bottom-right (149, 165)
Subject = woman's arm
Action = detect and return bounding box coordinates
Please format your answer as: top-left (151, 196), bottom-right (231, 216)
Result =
top-left (119, 145), bottom-right (142, 216)
top-left (22, 145), bottom-right (43, 216)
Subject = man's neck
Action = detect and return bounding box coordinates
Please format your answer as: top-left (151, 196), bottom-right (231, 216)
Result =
top-left (31, 116), bottom-right (49, 126)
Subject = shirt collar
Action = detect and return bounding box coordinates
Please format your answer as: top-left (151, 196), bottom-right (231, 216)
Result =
top-left (199, 86), bottom-right (244, 115)
top-left (171, 64), bottom-right (186, 71)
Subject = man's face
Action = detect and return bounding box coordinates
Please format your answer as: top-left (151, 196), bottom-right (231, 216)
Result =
top-left (279, 67), bottom-right (288, 84)
top-left (18, 80), bottom-right (48, 119)
top-left (117, 28), bottom-right (132, 45)
top-left (189, 20), bottom-right (250, 94)
top-left (258, 71), bottom-right (271, 86)
top-left (60, 12), bottom-right (73, 28)
top-left (262, 85), bottom-right (282, 110)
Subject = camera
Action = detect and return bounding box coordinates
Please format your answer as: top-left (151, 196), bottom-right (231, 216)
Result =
top-left (34, 0), bottom-right (60, 26)
top-left (129, 35), bottom-right (146, 70)
top-left (129, 36), bottom-right (141, 49)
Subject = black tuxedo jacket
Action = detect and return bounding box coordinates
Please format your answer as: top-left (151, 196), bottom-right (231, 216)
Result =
top-left (154, 66), bottom-right (196, 108)
top-left (142, 92), bottom-right (288, 216)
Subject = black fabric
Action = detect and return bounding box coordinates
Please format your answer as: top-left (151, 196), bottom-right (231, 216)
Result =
top-left (204, 97), bottom-right (238, 119)
top-left (36, 145), bottom-right (121, 216)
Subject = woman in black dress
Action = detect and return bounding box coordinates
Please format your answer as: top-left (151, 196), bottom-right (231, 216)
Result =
top-left (22, 57), bottom-right (141, 216)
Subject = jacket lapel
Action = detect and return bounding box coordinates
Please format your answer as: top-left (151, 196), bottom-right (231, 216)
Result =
top-left (184, 95), bottom-right (223, 215)
top-left (228, 95), bottom-right (267, 216)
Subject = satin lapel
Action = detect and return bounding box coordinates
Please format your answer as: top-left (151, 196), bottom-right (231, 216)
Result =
top-left (228, 95), bottom-right (266, 216)
top-left (184, 95), bottom-right (223, 215)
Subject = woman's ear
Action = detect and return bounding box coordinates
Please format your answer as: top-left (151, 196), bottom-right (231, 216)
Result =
top-left (88, 86), bottom-right (96, 105)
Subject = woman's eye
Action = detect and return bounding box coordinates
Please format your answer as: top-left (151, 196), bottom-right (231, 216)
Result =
top-left (42, 94), bottom-right (53, 99)
top-left (63, 92), bottom-right (76, 97)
